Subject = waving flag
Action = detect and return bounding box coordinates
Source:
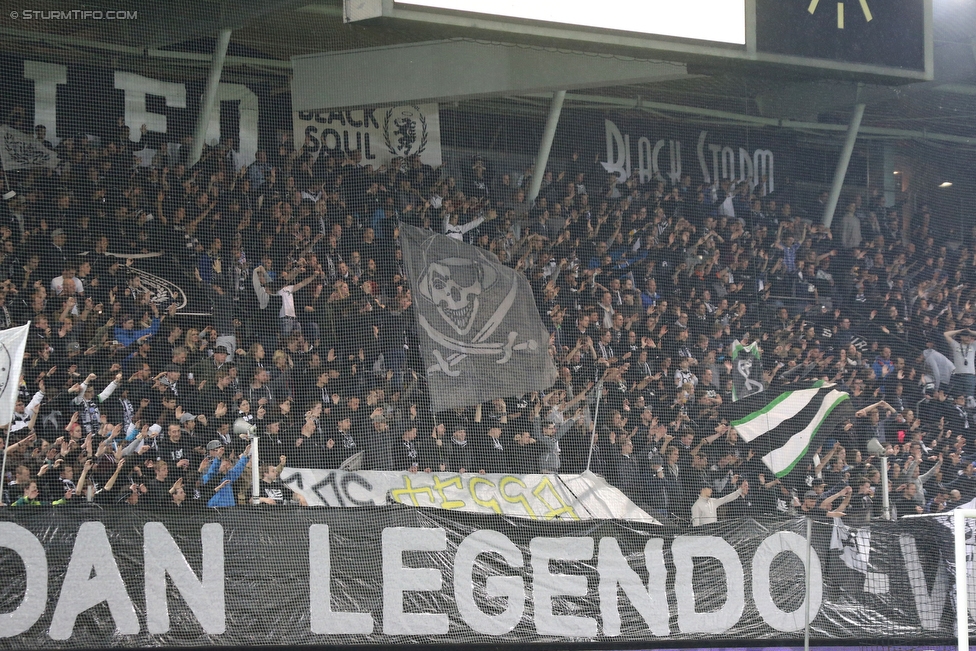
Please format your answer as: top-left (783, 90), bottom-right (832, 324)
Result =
top-left (0, 323), bottom-right (30, 427)
top-left (399, 223), bottom-right (557, 413)
top-left (725, 381), bottom-right (853, 478)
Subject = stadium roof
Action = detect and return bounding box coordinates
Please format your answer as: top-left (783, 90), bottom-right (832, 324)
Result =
top-left (0, 0), bottom-right (974, 143)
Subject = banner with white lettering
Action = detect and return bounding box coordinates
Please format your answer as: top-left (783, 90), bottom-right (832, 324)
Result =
top-left (293, 104), bottom-right (442, 168)
top-left (0, 56), bottom-right (272, 166)
top-left (0, 510), bottom-right (959, 648)
top-left (572, 112), bottom-right (795, 203)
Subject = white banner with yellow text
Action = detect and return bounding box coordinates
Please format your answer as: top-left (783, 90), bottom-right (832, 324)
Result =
top-left (280, 468), bottom-right (656, 522)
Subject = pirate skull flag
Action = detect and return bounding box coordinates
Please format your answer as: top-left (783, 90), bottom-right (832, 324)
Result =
top-left (399, 223), bottom-right (557, 412)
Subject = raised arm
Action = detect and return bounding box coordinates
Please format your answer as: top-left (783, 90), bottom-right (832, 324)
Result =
top-left (97, 375), bottom-right (122, 403)
top-left (945, 329), bottom-right (964, 345)
top-left (714, 484), bottom-right (745, 507)
top-left (224, 449), bottom-right (251, 484)
top-left (4, 431), bottom-right (37, 456)
top-left (855, 401), bottom-right (895, 418)
top-left (75, 459), bottom-right (94, 496)
top-left (201, 456), bottom-right (221, 485)
top-left (691, 430), bottom-right (724, 456)
top-left (559, 384), bottom-right (591, 413)
top-left (919, 457), bottom-right (943, 483)
top-left (659, 432), bottom-right (674, 456)
top-left (102, 459), bottom-right (126, 492)
top-left (824, 486), bottom-right (852, 517)
top-left (291, 272), bottom-right (317, 294)
top-left (815, 442), bottom-right (841, 474)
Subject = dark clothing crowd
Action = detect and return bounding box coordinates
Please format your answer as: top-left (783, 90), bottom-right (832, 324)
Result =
top-left (1, 117), bottom-right (974, 523)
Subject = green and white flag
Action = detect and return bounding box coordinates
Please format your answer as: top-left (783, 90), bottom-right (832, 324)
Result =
top-left (727, 381), bottom-right (852, 478)
top-left (730, 339), bottom-right (764, 402)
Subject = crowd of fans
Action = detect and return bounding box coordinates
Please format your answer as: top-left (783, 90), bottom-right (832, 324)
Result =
top-left (1, 112), bottom-right (974, 525)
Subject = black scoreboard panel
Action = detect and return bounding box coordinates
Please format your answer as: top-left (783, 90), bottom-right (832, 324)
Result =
top-left (347, 0), bottom-right (930, 80)
top-left (756, 0), bottom-right (926, 72)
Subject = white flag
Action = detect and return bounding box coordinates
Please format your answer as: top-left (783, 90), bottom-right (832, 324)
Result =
top-left (0, 323), bottom-right (30, 427)
top-left (0, 126), bottom-right (59, 170)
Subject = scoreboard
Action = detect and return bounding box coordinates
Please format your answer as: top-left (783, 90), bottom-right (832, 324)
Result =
top-left (343, 0), bottom-right (932, 81)
top-left (394, 0), bottom-right (746, 45)
top-left (755, 0), bottom-right (928, 73)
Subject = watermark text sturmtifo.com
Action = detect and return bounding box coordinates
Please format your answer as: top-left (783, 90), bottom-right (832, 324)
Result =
top-left (9, 9), bottom-right (138, 20)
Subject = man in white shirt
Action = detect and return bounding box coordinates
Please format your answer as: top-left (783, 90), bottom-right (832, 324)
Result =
top-left (443, 206), bottom-right (495, 241)
top-left (277, 270), bottom-right (317, 336)
top-left (51, 264), bottom-right (85, 296)
top-left (691, 481), bottom-right (747, 526)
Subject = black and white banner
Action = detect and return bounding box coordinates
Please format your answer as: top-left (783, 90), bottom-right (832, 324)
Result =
top-left (0, 126), bottom-right (59, 170)
top-left (0, 509), bottom-right (960, 648)
top-left (0, 56), bottom-right (276, 167)
top-left (294, 103), bottom-right (442, 168)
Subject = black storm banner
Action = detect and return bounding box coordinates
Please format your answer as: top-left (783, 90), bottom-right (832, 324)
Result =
top-left (0, 508), bottom-right (960, 649)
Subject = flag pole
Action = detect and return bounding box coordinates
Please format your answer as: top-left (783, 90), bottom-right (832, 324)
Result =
top-left (1, 157), bottom-right (11, 198)
top-left (0, 424), bottom-right (12, 503)
top-left (585, 381), bottom-right (603, 474)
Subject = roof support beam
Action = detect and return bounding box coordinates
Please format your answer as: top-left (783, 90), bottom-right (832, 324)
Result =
top-left (291, 40), bottom-right (688, 110)
top-left (189, 29), bottom-right (232, 168)
top-left (523, 92), bottom-right (976, 147)
top-left (526, 90), bottom-right (565, 204)
top-left (822, 103), bottom-right (865, 229)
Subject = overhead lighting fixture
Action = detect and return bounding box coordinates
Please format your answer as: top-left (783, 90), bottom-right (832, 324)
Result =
top-left (893, 170), bottom-right (901, 175)
top-left (939, 182), bottom-right (953, 188)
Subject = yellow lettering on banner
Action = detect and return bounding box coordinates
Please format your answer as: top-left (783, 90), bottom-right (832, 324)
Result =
top-left (499, 476), bottom-right (537, 519)
top-left (390, 477), bottom-right (435, 506)
top-left (432, 475), bottom-right (466, 510)
top-left (468, 477), bottom-right (502, 514)
top-left (532, 477), bottom-right (580, 521)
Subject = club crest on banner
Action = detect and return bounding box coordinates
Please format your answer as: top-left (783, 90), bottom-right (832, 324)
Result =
top-left (0, 126), bottom-right (59, 170)
top-left (736, 356), bottom-right (763, 394)
top-left (731, 339), bottom-right (764, 402)
top-left (3, 131), bottom-right (51, 166)
top-left (383, 105), bottom-right (428, 158)
top-left (413, 235), bottom-right (538, 377)
top-left (105, 257), bottom-right (188, 311)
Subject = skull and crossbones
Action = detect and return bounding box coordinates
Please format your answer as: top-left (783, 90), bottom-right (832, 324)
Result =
top-left (412, 238), bottom-right (536, 376)
top-left (419, 257), bottom-right (497, 336)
